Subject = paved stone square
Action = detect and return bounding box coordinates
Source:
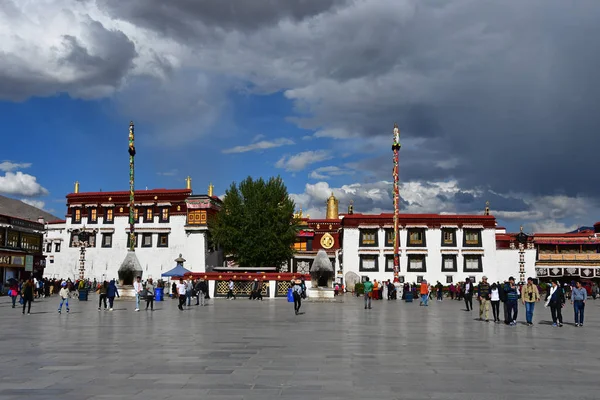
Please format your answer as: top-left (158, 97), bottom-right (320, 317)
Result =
top-left (1, 294), bottom-right (599, 400)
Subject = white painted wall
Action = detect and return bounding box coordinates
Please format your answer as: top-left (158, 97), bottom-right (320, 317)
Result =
top-left (43, 214), bottom-right (206, 281)
top-left (342, 226), bottom-right (536, 286)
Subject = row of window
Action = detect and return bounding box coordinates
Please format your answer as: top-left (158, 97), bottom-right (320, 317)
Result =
top-left (358, 254), bottom-right (483, 273)
top-left (1, 229), bottom-right (42, 252)
top-left (66, 233), bottom-right (170, 248)
top-left (388, 275), bottom-right (474, 284)
top-left (359, 228), bottom-right (482, 248)
top-left (72, 207), bottom-right (170, 224)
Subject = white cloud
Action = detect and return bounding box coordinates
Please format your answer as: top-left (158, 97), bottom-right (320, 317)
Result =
top-left (252, 134), bottom-right (266, 142)
top-left (275, 150), bottom-right (332, 171)
top-left (528, 221), bottom-right (579, 234)
top-left (308, 165), bottom-right (352, 180)
top-left (223, 138), bottom-right (294, 154)
top-left (0, 161), bottom-right (32, 172)
top-left (157, 169), bottom-right (178, 176)
top-left (0, 172), bottom-right (49, 197)
top-left (20, 199), bottom-right (46, 210)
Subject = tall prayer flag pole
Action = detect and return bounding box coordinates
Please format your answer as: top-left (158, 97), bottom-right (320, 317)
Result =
top-left (392, 123), bottom-right (401, 283)
top-left (128, 121), bottom-right (136, 251)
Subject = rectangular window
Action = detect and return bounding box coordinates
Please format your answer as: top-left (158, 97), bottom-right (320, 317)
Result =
top-left (102, 233), bottom-right (113, 248)
top-left (463, 229), bottom-right (482, 247)
top-left (385, 229), bottom-right (395, 247)
top-left (385, 255), bottom-right (395, 272)
top-left (407, 254), bottom-right (426, 272)
top-left (359, 230), bottom-right (378, 247)
top-left (88, 234), bottom-right (96, 248)
top-left (141, 233), bottom-right (152, 247)
top-left (417, 275), bottom-right (424, 283)
top-left (158, 233), bottom-right (169, 248)
top-left (397, 276), bottom-right (405, 283)
top-left (441, 255), bottom-right (457, 272)
top-left (21, 234), bottom-right (41, 251)
top-left (160, 208), bottom-right (169, 223)
top-left (145, 208), bottom-right (153, 223)
top-left (70, 233), bottom-right (78, 247)
top-left (446, 276), bottom-right (454, 284)
top-left (7, 231), bottom-right (19, 248)
top-left (134, 208), bottom-right (139, 221)
top-left (73, 209), bottom-right (81, 223)
top-left (407, 229), bottom-right (426, 247)
top-left (45, 243), bottom-right (52, 253)
top-left (105, 208), bottom-right (114, 224)
top-left (293, 241), bottom-right (307, 251)
top-left (126, 233), bottom-right (138, 248)
top-left (55, 242), bottom-right (61, 252)
top-left (89, 208), bottom-right (98, 224)
top-left (359, 255), bottom-right (379, 272)
top-left (463, 255), bottom-right (483, 272)
top-left (441, 229), bottom-right (456, 247)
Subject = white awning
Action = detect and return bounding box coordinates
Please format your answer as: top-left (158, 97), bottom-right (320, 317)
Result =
top-left (101, 203), bottom-right (115, 207)
top-left (440, 225), bottom-right (459, 229)
top-left (462, 225), bottom-right (484, 229)
top-left (357, 225), bottom-right (381, 229)
top-left (157, 202), bottom-right (172, 206)
top-left (405, 225), bottom-right (429, 229)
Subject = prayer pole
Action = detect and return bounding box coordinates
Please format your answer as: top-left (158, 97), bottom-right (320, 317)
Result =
top-left (392, 123), bottom-right (401, 283)
top-left (128, 121), bottom-right (136, 251)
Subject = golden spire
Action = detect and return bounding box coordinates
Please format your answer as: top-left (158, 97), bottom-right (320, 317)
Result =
top-left (326, 192), bottom-right (339, 220)
top-left (185, 176), bottom-right (192, 190)
top-left (74, 181), bottom-right (80, 194)
top-left (208, 182), bottom-right (214, 197)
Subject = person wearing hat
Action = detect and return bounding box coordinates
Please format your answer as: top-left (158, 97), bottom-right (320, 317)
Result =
top-left (58, 281), bottom-right (70, 314)
top-left (504, 277), bottom-right (519, 326)
top-left (521, 277), bottom-right (540, 326)
top-left (292, 279), bottom-right (303, 315)
top-left (545, 279), bottom-right (564, 327)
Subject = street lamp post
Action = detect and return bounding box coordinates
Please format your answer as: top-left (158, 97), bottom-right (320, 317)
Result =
top-left (516, 226), bottom-right (529, 285)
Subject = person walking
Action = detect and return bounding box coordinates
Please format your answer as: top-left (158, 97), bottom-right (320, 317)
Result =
top-left (545, 279), bottom-right (565, 327)
top-left (420, 280), bottom-right (429, 306)
top-left (463, 278), bottom-right (474, 311)
top-left (57, 282), bottom-right (70, 314)
top-left (571, 281), bottom-right (587, 327)
top-left (107, 279), bottom-right (120, 311)
top-left (504, 277), bottom-right (519, 326)
top-left (249, 279), bottom-right (259, 300)
top-left (449, 283), bottom-right (455, 300)
top-left (490, 283), bottom-right (501, 323)
top-left (477, 276), bottom-right (491, 322)
top-left (436, 281), bottom-right (444, 302)
top-left (97, 281), bottom-right (108, 311)
top-left (292, 279), bottom-right (303, 315)
top-left (8, 280), bottom-right (19, 308)
top-left (133, 276), bottom-right (143, 312)
top-left (226, 279), bottom-right (236, 300)
top-left (145, 278), bottom-right (155, 311)
top-left (363, 277), bottom-right (373, 310)
top-left (522, 277), bottom-right (540, 326)
top-left (21, 279), bottom-right (34, 315)
top-left (196, 278), bottom-right (208, 306)
top-left (177, 278), bottom-right (187, 310)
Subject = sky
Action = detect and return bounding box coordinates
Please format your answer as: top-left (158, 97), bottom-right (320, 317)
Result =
top-left (1, 0), bottom-right (599, 232)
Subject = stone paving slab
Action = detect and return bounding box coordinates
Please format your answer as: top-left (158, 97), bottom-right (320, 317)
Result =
top-left (1, 295), bottom-right (599, 399)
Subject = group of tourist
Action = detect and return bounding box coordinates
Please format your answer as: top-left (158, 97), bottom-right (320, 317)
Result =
top-left (170, 276), bottom-right (210, 310)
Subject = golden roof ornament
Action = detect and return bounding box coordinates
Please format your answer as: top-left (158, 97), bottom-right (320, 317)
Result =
top-left (185, 176), bottom-right (192, 190)
top-left (484, 201), bottom-right (490, 216)
top-left (326, 192), bottom-right (339, 220)
top-left (208, 182), bottom-right (214, 197)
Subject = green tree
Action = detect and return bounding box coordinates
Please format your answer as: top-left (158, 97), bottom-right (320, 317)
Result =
top-left (209, 176), bottom-right (298, 269)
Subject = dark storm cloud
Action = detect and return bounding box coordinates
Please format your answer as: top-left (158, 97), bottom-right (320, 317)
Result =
top-left (99, 0), bottom-right (349, 37)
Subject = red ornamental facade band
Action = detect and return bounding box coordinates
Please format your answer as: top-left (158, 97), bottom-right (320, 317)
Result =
top-left (392, 123), bottom-right (401, 282)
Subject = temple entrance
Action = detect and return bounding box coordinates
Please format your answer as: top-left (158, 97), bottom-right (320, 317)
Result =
top-left (118, 269), bottom-right (135, 285)
top-left (318, 275), bottom-right (329, 287)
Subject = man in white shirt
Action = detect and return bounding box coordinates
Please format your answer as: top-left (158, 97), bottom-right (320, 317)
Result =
top-left (177, 279), bottom-right (187, 310)
top-left (133, 276), bottom-right (142, 311)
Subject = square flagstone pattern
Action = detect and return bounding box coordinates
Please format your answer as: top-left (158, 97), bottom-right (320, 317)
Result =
top-left (0, 294), bottom-right (598, 399)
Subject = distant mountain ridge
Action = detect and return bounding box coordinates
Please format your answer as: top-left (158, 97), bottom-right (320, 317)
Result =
top-left (568, 226), bottom-right (594, 234)
top-left (0, 195), bottom-right (60, 222)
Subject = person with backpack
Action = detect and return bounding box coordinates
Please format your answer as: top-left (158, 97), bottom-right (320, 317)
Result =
top-left (8, 280), bottom-right (19, 308)
top-left (363, 277), bottom-right (373, 310)
top-left (58, 281), bottom-right (70, 314)
top-left (96, 281), bottom-right (108, 311)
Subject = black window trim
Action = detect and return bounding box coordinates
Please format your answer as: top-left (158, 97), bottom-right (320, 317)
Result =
top-left (359, 229), bottom-right (379, 247)
top-left (407, 228), bottom-right (427, 247)
top-left (141, 233), bottom-right (153, 248)
top-left (359, 254), bottom-right (379, 272)
top-left (463, 229), bottom-right (483, 247)
top-left (101, 233), bottom-right (113, 248)
top-left (104, 208), bottom-right (114, 224)
top-left (407, 254), bottom-right (427, 272)
top-left (159, 207), bottom-right (170, 223)
top-left (88, 207), bottom-right (98, 224)
top-left (157, 233), bottom-right (169, 248)
top-left (463, 254), bottom-right (483, 273)
top-left (384, 228), bottom-right (395, 248)
top-left (441, 228), bottom-right (457, 247)
top-left (384, 254), bottom-right (396, 272)
top-left (441, 254), bottom-right (458, 272)
top-left (144, 207), bottom-right (154, 223)
top-left (55, 242), bottom-right (61, 252)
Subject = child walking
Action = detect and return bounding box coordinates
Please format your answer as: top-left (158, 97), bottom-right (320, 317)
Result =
top-left (58, 282), bottom-right (70, 314)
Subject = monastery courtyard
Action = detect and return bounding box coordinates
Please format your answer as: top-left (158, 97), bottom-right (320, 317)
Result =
top-left (1, 295), bottom-right (598, 400)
